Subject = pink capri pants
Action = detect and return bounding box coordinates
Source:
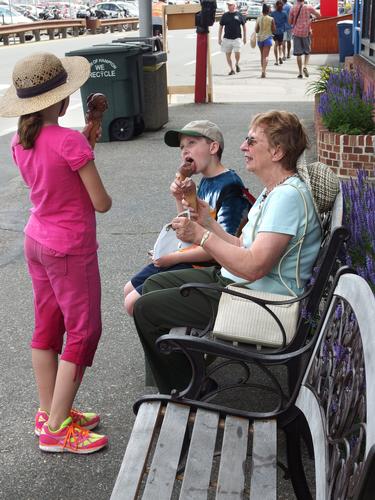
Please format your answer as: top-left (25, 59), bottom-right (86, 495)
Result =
top-left (24, 235), bottom-right (102, 367)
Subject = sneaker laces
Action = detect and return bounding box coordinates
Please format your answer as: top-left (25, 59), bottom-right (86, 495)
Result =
top-left (62, 423), bottom-right (90, 451)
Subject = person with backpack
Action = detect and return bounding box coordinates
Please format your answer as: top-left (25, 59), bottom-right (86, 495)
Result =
top-left (123, 120), bottom-right (252, 316)
top-left (271, 0), bottom-right (288, 66)
top-left (289, 0), bottom-right (320, 78)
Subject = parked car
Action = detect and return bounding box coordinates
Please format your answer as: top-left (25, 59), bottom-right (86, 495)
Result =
top-left (216, 0), bottom-right (227, 15)
top-left (236, 1), bottom-right (249, 17)
top-left (94, 2), bottom-right (128, 17)
top-left (246, 0), bottom-right (262, 20)
top-left (0, 4), bottom-right (34, 42)
top-left (117, 1), bottom-right (139, 17)
top-left (0, 4), bottom-right (34, 24)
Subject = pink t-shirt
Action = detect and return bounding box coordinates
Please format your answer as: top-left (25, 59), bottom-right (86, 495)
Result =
top-left (290, 3), bottom-right (316, 37)
top-left (12, 125), bottom-right (97, 255)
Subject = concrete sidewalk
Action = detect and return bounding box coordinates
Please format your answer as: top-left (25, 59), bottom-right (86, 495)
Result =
top-left (0, 50), bottom-right (339, 498)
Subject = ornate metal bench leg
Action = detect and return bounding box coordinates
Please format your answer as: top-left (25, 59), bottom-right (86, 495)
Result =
top-left (284, 416), bottom-right (313, 500)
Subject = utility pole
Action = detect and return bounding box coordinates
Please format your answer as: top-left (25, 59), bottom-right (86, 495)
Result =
top-left (139, 0), bottom-right (152, 37)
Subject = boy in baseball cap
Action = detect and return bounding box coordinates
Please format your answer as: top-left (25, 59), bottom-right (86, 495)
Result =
top-left (124, 120), bottom-right (251, 315)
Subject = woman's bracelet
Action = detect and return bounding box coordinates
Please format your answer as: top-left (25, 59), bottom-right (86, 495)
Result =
top-left (200, 230), bottom-right (211, 248)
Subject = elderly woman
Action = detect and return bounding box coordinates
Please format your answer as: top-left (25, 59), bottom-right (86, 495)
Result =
top-left (133, 111), bottom-right (322, 394)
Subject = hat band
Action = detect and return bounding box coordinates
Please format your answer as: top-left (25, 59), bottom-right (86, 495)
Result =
top-left (16, 69), bottom-right (68, 99)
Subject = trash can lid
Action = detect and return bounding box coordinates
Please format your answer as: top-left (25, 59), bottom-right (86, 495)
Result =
top-left (66, 44), bottom-right (143, 57)
top-left (112, 41), bottom-right (152, 53)
top-left (337, 20), bottom-right (353, 25)
top-left (143, 51), bottom-right (167, 65)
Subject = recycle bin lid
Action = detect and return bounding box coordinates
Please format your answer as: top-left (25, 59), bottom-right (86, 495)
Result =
top-left (111, 41), bottom-right (152, 53)
top-left (66, 44), bottom-right (143, 57)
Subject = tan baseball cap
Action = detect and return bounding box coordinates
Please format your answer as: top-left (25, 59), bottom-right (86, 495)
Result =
top-left (164, 120), bottom-right (224, 150)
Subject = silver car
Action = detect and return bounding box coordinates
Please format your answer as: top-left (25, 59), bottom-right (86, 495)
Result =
top-left (246, 0), bottom-right (262, 20)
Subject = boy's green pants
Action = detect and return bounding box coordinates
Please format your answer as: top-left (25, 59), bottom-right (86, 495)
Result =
top-left (133, 266), bottom-right (232, 394)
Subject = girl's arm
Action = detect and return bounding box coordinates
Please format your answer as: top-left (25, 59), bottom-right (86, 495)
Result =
top-left (78, 160), bottom-right (112, 213)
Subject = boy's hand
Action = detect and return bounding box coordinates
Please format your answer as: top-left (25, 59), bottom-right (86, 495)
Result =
top-left (170, 177), bottom-right (196, 201)
top-left (153, 252), bottom-right (179, 268)
top-left (182, 198), bottom-right (213, 228)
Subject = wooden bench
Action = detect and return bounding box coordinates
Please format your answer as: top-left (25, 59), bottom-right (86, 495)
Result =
top-left (152, 190), bottom-right (348, 401)
top-left (0, 19), bottom-right (85, 45)
top-left (111, 271), bottom-right (375, 499)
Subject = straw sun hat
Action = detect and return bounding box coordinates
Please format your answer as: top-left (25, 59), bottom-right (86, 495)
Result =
top-left (0, 52), bottom-right (90, 117)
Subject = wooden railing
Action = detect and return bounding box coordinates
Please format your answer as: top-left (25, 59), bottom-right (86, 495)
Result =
top-left (0, 17), bottom-right (139, 46)
top-left (0, 19), bottom-right (86, 45)
top-left (86, 17), bottom-right (139, 34)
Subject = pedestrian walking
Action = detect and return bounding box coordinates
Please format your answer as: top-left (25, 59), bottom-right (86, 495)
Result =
top-left (282, 0), bottom-right (292, 60)
top-left (289, 0), bottom-right (320, 78)
top-left (0, 52), bottom-right (112, 454)
top-left (271, 0), bottom-right (288, 65)
top-left (218, 0), bottom-right (247, 75)
top-left (255, 3), bottom-right (276, 78)
top-left (152, 0), bottom-right (167, 37)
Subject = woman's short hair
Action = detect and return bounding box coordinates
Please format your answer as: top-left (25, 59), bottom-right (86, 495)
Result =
top-left (250, 110), bottom-right (309, 170)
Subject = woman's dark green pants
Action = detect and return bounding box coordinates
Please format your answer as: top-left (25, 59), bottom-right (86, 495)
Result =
top-left (133, 266), bottom-right (232, 394)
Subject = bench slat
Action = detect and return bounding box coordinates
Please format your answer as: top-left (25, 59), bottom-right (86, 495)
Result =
top-left (250, 420), bottom-right (277, 500)
top-left (142, 402), bottom-right (190, 499)
top-left (217, 415), bottom-right (249, 499)
top-left (110, 401), bottom-right (161, 500)
top-left (180, 408), bottom-right (219, 500)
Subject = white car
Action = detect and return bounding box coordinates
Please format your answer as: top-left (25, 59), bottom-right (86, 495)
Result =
top-left (95, 2), bottom-right (128, 17)
top-left (246, 0), bottom-right (262, 20)
top-left (0, 4), bottom-right (33, 24)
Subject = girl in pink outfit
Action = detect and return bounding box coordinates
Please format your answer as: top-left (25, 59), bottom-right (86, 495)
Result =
top-left (0, 52), bottom-right (112, 454)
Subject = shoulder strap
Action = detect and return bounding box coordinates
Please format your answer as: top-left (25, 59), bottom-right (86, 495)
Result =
top-left (215, 184), bottom-right (255, 218)
top-left (294, 3), bottom-right (303, 25)
top-left (276, 184), bottom-right (308, 296)
top-left (252, 183), bottom-right (308, 297)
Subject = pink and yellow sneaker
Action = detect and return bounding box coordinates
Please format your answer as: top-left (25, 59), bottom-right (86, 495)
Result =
top-left (39, 417), bottom-right (108, 454)
top-left (35, 408), bottom-right (100, 436)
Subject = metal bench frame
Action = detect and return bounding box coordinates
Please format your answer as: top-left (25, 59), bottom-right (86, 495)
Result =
top-left (156, 191), bottom-right (348, 404)
top-left (111, 271), bottom-right (375, 499)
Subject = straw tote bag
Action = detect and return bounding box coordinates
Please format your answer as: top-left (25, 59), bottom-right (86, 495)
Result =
top-left (250, 31), bottom-right (257, 49)
top-left (213, 185), bottom-right (308, 348)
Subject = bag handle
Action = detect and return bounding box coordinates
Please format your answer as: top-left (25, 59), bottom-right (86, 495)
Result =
top-left (293, 3), bottom-right (303, 27)
top-left (276, 184), bottom-right (308, 296)
top-left (251, 182), bottom-right (308, 298)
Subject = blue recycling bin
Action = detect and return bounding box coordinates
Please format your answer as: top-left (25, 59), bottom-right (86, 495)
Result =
top-left (337, 20), bottom-right (354, 63)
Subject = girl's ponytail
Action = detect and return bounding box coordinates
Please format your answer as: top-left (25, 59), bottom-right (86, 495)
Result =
top-left (17, 112), bottom-right (43, 149)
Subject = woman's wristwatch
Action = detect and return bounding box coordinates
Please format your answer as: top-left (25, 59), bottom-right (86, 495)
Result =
top-left (200, 230), bottom-right (211, 248)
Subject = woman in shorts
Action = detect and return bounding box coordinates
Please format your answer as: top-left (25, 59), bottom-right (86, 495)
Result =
top-left (255, 4), bottom-right (276, 78)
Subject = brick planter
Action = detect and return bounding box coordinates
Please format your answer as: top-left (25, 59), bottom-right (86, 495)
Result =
top-left (315, 96), bottom-right (375, 180)
top-left (317, 130), bottom-right (375, 180)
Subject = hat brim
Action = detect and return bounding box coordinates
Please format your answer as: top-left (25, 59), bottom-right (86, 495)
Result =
top-left (164, 129), bottom-right (205, 147)
top-left (0, 56), bottom-right (90, 117)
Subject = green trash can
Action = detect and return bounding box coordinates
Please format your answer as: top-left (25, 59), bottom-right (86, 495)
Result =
top-left (142, 51), bottom-right (168, 131)
top-left (66, 44), bottom-right (144, 142)
top-left (113, 38), bottom-right (168, 131)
